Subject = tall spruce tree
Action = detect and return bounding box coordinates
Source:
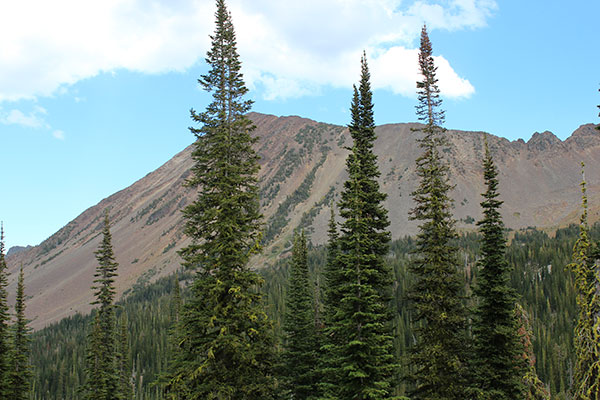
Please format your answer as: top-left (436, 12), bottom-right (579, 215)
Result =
top-left (165, 0), bottom-right (276, 398)
top-left (407, 25), bottom-right (469, 399)
top-left (0, 224), bottom-right (11, 397)
top-left (281, 230), bottom-right (319, 399)
top-left (568, 163), bottom-right (600, 399)
top-left (322, 53), bottom-right (395, 400)
top-left (472, 139), bottom-right (525, 399)
top-left (83, 213), bottom-right (119, 400)
top-left (8, 267), bottom-right (32, 400)
top-left (323, 205), bottom-right (340, 317)
top-left (319, 205), bottom-right (341, 398)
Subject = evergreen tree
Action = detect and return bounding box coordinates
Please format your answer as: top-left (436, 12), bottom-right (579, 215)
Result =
top-left (281, 230), bottom-right (319, 399)
top-left (169, 275), bottom-right (182, 325)
top-left (319, 205), bottom-right (341, 398)
top-left (407, 25), bottom-right (469, 399)
top-left (568, 163), bottom-right (600, 399)
top-left (116, 314), bottom-right (133, 400)
top-left (165, 1), bottom-right (276, 398)
top-left (472, 139), bottom-right (525, 399)
top-left (322, 53), bottom-right (396, 400)
top-left (0, 224), bottom-right (11, 397)
top-left (323, 205), bottom-right (341, 319)
top-left (515, 304), bottom-right (551, 400)
top-left (8, 266), bottom-right (32, 400)
top-left (83, 213), bottom-right (119, 400)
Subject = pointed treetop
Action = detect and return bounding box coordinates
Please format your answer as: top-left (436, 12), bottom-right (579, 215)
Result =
top-left (359, 51), bottom-right (374, 129)
top-left (0, 222), bottom-right (4, 255)
top-left (416, 24), bottom-right (445, 127)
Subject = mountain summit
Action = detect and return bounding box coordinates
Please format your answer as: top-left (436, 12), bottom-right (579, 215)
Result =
top-left (7, 113), bottom-right (600, 328)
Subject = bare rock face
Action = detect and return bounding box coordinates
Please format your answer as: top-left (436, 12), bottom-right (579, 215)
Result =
top-left (6, 114), bottom-right (600, 329)
top-left (6, 246), bottom-right (32, 257)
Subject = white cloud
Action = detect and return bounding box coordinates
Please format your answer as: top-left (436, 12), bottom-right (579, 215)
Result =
top-left (52, 130), bottom-right (66, 140)
top-left (0, 105), bottom-right (65, 139)
top-left (0, 106), bottom-right (49, 129)
top-left (0, 0), bottom-right (495, 102)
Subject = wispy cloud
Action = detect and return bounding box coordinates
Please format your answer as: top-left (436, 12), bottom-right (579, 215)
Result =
top-left (0, 106), bottom-right (49, 129)
top-left (52, 130), bottom-right (66, 140)
top-left (0, 0), bottom-right (496, 102)
top-left (0, 105), bottom-right (65, 139)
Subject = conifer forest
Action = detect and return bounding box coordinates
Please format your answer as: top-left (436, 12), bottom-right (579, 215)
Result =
top-left (1, 0), bottom-right (600, 399)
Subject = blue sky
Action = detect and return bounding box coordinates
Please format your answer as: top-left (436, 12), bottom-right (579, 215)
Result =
top-left (1, 0), bottom-right (599, 249)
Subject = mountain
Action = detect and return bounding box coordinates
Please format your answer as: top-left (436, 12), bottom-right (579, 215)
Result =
top-left (6, 113), bottom-right (600, 329)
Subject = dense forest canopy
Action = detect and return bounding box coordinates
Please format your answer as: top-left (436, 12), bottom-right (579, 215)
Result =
top-left (30, 223), bottom-right (599, 399)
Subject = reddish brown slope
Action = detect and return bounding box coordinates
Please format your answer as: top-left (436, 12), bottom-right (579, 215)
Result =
top-left (6, 113), bottom-right (600, 328)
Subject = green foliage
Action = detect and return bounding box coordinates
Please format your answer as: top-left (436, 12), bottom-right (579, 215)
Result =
top-left (280, 231), bottom-right (319, 399)
top-left (298, 186), bottom-right (336, 234)
top-left (31, 274), bottom-right (187, 400)
top-left (83, 213), bottom-right (120, 400)
top-left (165, 1), bottom-right (277, 398)
top-left (407, 25), bottom-right (469, 399)
top-left (0, 225), bottom-right (12, 396)
top-left (29, 225), bottom-right (591, 399)
top-left (264, 154), bottom-right (327, 243)
top-left (471, 141), bottom-right (526, 399)
top-left (317, 205), bottom-right (343, 399)
top-left (320, 54), bottom-right (396, 400)
top-left (8, 267), bottom-right (32, 400)
top-left (515, 304), bottom-right (551, 400)
top-left (568, 163), bottom-right (600, 399)
top-left (117, 314), bottom-right (133, 399)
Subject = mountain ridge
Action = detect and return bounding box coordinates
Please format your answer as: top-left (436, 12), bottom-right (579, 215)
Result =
top-left (6, 112), bottom-right (600, 328)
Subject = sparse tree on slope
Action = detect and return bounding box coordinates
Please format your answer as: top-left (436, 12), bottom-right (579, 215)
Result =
top-left (83, 213), bottom-right (119, 400)
top-left (568, 163), bottom-right (600, 400)
top-left (165, 0), bottom-right (276, 398)
top-left (407, 25), bottom-right (469, 399)
top-left (472, 139), bottom-right (526, 399)
top-left (0, 225), bottom-right (10, 397)
top-left (8, 267), bottom-right (32, 400)
top-left (281, 230), bottom-right (319, 400)
top-left (322, 53), bottom-right (396, 400)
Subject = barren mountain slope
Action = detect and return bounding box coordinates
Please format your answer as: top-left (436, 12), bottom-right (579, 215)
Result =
top-left (6, 113), bottom-right (600, 328)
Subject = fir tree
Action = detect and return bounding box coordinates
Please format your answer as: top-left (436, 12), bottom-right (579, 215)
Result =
top-left (472, 139), bottom-right (525, 399)
top-left (169, 275), bottom-right (182, 325)
top-left (165, 0), bottom-right (276, 398)
top-left (116, 314), bottom-right (133, 400)
top-left (407, 25), bottom-right (469, 399)
top-left (8, 267), bottom-right (32, 400)
top-left (281, 230), bottom-right (319, 399)
top-left (323, 53), bottom-right (396, 400)
top-left (323, 205), bottom-right (341, 318)
top-left (319, 205), bottom-right (341, 398)
top-left (83, 212), bottom-right (119, 400)
top-left (0, 224), bottom-right (11, 397)
top-left (568, 162), bottom-right (600, 399)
